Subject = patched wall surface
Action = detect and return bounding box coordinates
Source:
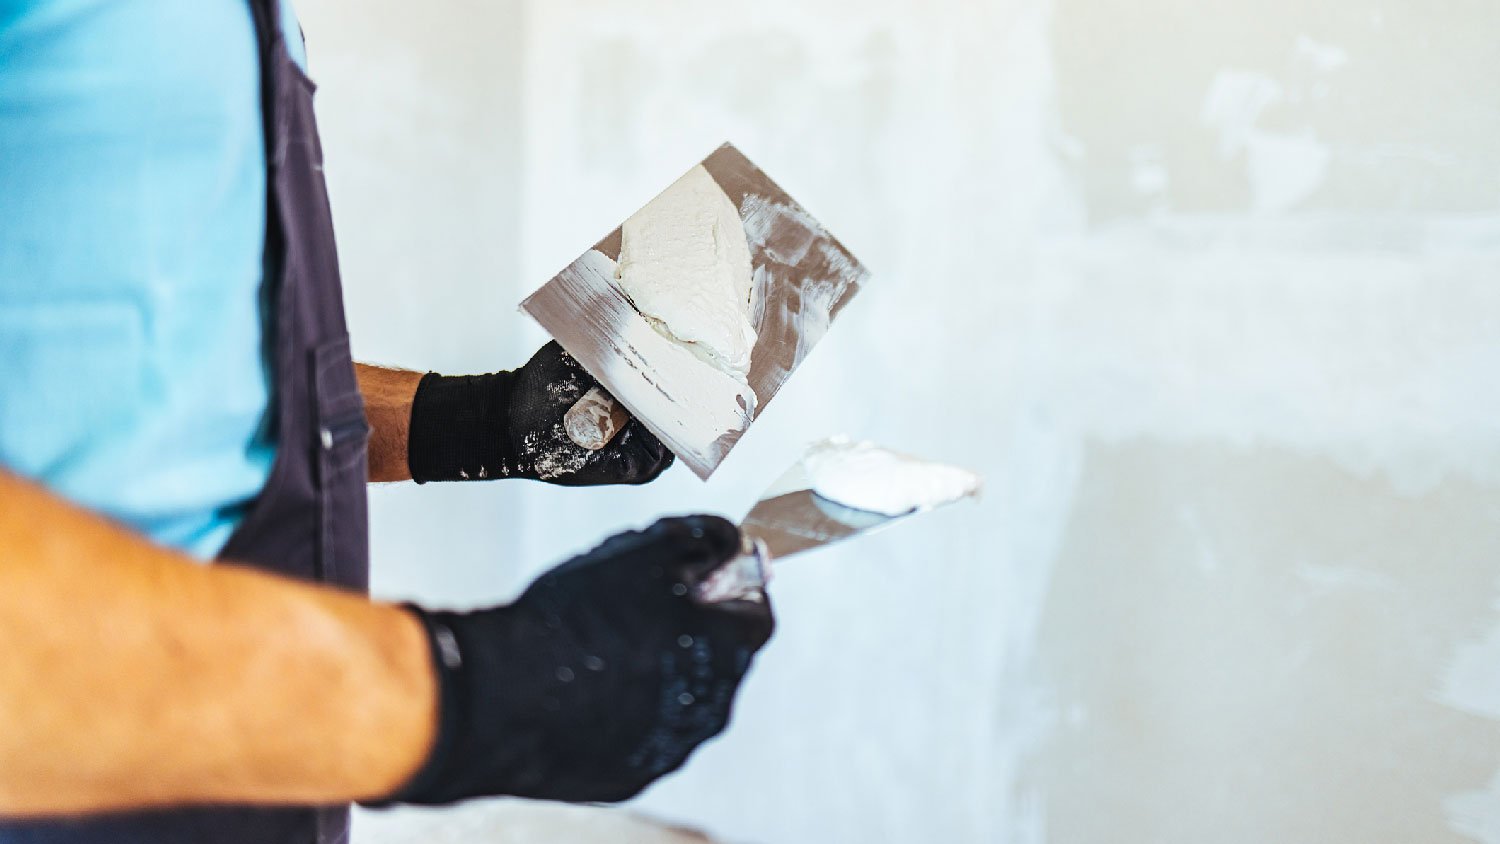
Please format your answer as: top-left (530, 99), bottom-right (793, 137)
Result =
top-left (299, 0), bottom-right (1500, 840)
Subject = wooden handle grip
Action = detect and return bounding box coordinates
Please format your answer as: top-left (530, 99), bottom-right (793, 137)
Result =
top-left (563, 387), bottom-right (632, 451)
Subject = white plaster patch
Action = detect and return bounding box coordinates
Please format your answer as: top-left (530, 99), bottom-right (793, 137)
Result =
top-left (1177, 504), bottom-right (1221, 574)
top-left (1129, 145), bottom-right (1169, 196)
top-left (1201, 69), bottom-right (1330, 213)
top-left (1244, 128), bottom-right (1330, 214)
top-left (1201, 70), bottom-right (1284, 159)
top-left (1295, 34), bottom-right (1351, 71)
top-left (1030, 222), bottom-right (1500, 495)
top-left (1436, 608), bottom-right (1500, 721)
top-left (1446, 773), bottom-right (1500, 844)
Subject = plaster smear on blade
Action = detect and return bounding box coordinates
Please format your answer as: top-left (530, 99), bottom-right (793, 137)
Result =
top-left (802, 436), bottom-right (983, 516)
top-left (617, 165), bottom-right (759, 396)
top-left (741, 193), bottom-right (821, 267)
top-left (563, 250), bottom-right (755, 469)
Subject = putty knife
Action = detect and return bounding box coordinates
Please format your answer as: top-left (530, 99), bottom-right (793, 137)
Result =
top-left (522, 143), bottom-right (868, 480)
top-left (693, 460), bottom-right (977, 604)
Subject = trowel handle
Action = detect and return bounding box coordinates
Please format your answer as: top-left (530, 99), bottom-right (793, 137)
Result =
top-left (563, 387), bottom-right (632, 451)
top-left (693, 536), bottom-right (773, 605)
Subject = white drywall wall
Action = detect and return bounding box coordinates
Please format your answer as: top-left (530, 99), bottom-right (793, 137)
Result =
top-left (297, 0), bottom-right (1500, 841)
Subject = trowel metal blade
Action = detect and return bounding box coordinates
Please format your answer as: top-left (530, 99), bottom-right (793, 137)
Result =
top-left (693, 457), bottom-right (978, 604)
top-left (520, 143), bottom-right (867, 480)
top-left (739, 465), bottom-right (900, 561)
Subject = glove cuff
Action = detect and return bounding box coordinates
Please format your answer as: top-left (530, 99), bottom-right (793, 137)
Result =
top-left (365, 605), bottom-right (471, 807)
top-left (407, 371), bottom-right (516, 483)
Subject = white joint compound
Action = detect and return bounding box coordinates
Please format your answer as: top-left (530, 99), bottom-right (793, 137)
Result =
top-left (616, 164), bottom-right (759, 390)
top-left (563, 250), bottom-right (757, 464)
top-left (802, 436), bottom-right (983, 516)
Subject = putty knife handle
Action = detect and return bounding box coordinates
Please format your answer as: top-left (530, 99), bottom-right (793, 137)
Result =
top-left (693, 536), bottom-right (772, 604)
top-left (563, 387), bottom-right (631, 451)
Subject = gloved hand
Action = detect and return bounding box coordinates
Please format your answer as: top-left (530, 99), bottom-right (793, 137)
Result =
top-left (406, 341), bottom-right (674, 486)
top-left (379, 515), bottom-right (773, 806)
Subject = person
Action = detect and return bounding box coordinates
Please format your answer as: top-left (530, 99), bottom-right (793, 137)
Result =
top-left (0, 2), bottom-right (775, 843)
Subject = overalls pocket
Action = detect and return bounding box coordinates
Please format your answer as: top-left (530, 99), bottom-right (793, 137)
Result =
top-left (311, 334), bottom-right (369, 590)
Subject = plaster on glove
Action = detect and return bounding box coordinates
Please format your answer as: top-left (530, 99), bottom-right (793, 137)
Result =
top-left (406, 341), bottom-right (673, 486)
top-left (379, 515), bottom-right (773, 806)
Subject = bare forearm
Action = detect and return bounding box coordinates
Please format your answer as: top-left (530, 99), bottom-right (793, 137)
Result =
top-left (0, 472), bottom-right (435, 817)
top-left (355, 363), bottom-right (423, 483)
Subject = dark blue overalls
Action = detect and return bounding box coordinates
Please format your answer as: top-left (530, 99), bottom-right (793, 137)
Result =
top-left (2, 1), bottom-right (372, 841)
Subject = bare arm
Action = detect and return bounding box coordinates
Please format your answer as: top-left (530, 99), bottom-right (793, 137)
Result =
top-left (355, 363), bottom-right (423, 483)
top-left (0, 471), bottom-right (436, 817)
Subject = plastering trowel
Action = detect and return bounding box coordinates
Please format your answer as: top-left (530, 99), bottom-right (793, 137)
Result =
top-left (521, 143), bottom-right (868, 480)
top-left (694, 445), bottom-right (983, 604)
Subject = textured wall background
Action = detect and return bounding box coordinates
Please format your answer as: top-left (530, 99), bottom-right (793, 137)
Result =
top-left (297, 1), bottom-right (1500, 841)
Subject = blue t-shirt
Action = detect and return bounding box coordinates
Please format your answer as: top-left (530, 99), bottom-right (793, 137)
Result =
top-left (0, 1), bottom-right (307, 558)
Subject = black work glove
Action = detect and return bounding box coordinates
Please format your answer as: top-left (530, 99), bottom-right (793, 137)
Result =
top-left (406, 341), bottom-right (674, 486)
top-left (379, 515), bottom-right (774, 806)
